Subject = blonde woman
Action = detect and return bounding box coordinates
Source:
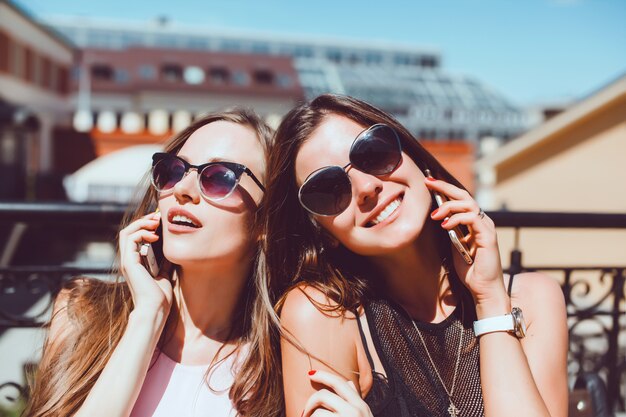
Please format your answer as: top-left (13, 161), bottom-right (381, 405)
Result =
top-left (25, 109), bottom-right (281, 417)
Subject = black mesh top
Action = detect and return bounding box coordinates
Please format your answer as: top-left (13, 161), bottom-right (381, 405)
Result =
top-left (358, 296), bottom-right (484, 417)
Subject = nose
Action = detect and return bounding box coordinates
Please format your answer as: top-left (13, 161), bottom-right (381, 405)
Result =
top-left (349, 168), bottom-right (383, 208)
top-left (173, 168), bottom-right (201, 204)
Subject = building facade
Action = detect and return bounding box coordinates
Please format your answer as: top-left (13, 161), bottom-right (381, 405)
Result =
top-left (48, 16), bottom-right (528, 144)
top-left (476, 73), bottom-right (626, 268)
top-left (71, 47), bottom-right (304, 156)
top-left (0, 0), bottom-right (74, 199)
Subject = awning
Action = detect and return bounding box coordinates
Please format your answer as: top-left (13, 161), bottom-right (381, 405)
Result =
top-left (63, 144), bottom-right (161, 203)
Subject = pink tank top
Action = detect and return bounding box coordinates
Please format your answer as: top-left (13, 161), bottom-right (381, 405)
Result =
top-left (130, 350), bottom-right (239, 417)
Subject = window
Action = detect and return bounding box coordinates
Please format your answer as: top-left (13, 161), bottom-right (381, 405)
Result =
top-left (232, 70), bottom-right (249, 86)
top-left (348, 54), bottom-right (360, 64)
top-left (294, 47), bottom-right (313, 58)
top-left (394, 54), bottom-right (410, 65)
top-left (161, 64), bottom-right (183, 82)
top-left (0, 31), bottom-right (9, 72)
top-left (91, 64), bottom-right (113, 81)
top-left (253, 69), bottom-right (273, 85)
top-left (187, 37), bottom-right (209, 49)
top-left (420, 56), bottom-right (438, 68)
top-left (326, 49), bottom-right (341, 63)
top-left (138, 65), bottom-right (157, 80)
top-left (49, 63), bottom-right (59, 91)
top-left (365, 53), bottom-right (382, 65)
top-left (70, 65), bottom-right (81, 83)
top-left (58, 67), bottom-right (69, 94)
top-left (114, 69), bottom-right (130, 84)
top-left (221, 40), bottom-right (241, 52)
top-left (209, 67), bottom-right (229, 84)
top-left (276, 74), bottom-right (293, 88)
top-left (10, 41), bottom-right (25, 78)
top-left (251, 43), bottom-right (270, 54)
top-left (31, 52), bottom-right (43, 86)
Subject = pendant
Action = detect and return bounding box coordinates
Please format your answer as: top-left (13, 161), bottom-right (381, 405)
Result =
top-left (448, 401), bottom-right (460, 417)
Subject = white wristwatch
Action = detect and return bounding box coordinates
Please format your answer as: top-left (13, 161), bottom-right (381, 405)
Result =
top-left (473, 307), bottom-right (526, 338)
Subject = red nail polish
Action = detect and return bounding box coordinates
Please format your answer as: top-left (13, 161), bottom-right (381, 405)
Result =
top-left (431, 208), bottom-right (439, 217)
top-left (426, 176), bottom-right (436, 181)
top-left (308, 370), bottom-right (316, 376)
top-left (442, 219), bottom-right (448, 226)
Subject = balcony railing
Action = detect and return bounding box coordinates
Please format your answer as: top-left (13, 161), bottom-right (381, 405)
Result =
top-left (0, 202), bottom-right (625, 413)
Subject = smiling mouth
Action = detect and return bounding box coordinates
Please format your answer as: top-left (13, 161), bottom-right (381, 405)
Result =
top-left (171, 214), bottom-right (201, 228)
top-left (365, 195), bottom-right (403, 228)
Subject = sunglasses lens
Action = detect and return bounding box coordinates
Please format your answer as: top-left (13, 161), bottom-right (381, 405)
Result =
top-left (152, 156), bottom-right (186, 191)
top-left (299, 166), bottom-right (352, 216)
top-left (200, 164), bottom-right (238, 200)
top-left (350, 125), bottom-right (401, 175)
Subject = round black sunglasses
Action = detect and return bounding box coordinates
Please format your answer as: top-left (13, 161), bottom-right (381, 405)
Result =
top-left (298, 123), bottom-right (402, 216)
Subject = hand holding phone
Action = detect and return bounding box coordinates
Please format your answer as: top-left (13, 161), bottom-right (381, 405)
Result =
top-left (139, 209), bottom-right (162, 277)
top-left (425, 169), bottom-right (473, 265)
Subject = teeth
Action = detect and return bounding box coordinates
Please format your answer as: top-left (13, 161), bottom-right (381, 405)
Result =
top-left (371, 198), bottom-right (402, 226)
top-left (172, 214), bottom-right (197, 226)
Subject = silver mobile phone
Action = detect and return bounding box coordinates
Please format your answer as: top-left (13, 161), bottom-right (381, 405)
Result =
top-left (425, 169), bottom-right (473, 265)
top-left (139, 242), bottom-right (160, 277)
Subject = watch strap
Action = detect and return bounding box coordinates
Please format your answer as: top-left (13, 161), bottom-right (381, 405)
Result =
top-left (473, 314), bottom-right (515, 337)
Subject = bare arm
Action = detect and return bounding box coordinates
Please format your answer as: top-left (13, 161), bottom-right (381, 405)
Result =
top-left (478, 273), bottom-right (568, 417)
top-left (51, 213), bottom-right (173, 417)
top-left (426, 177), bottom-right (569, 417)
top-left (280, 286), bottom-right (367, 417)
top-left (45, 288), bottom-right (166, 417)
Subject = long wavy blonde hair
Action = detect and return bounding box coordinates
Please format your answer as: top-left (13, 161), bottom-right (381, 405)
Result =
top-left (24, 108), bottom-right (283, 417)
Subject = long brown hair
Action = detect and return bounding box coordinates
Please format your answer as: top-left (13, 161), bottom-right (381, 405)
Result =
top-left (263, 94), bottom-right (473, 315)
top-left (24, 108), bottom-right (283, 417)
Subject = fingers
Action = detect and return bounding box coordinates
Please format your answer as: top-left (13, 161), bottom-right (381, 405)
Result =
top-left (424, 176), bottom-right (472, 201)
top-left (301, 370), bottom-right (371, 417)
top-left (425, 178), bottom-right (493, 232)
top-left (310, 410), bottom-right (334, 417)
top-left (308, 370), bottom-right (362, 404)
top-left (119, 218), bottom-right (160, 251)
top-left (119, 216), bottom-right (161, 276)
top-left (302, 389), bottom-right (346, 417)
top-left (430, 199), bottom-right (478, 220)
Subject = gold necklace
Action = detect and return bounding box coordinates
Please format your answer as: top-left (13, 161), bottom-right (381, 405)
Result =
top-left (409, 302), bottom-right (464, 417)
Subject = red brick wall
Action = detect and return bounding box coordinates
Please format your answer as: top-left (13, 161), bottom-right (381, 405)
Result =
top-left (422, 141), bottom-right (476, 193)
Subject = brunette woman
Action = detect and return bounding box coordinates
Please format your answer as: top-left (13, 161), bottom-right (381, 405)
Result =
top-left (25, 109), bottom-right (281, 417)
top-left (263, 95), bottom-right (568, 417)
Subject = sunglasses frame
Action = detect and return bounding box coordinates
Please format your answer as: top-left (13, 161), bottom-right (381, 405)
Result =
top-left (297, 123), bottom-right (402, 216)
top-left (151, 152), bottom-right (265, 201)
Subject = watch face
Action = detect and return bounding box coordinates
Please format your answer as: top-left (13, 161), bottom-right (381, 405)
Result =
top-left (512, 307), bottom-right (526, 338)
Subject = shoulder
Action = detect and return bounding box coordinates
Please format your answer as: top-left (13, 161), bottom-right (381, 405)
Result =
top-left (506, 271), bottom-right (564, 305)
top-left (505, 272), bottom-right (566, 329)
top-left (280, 284), bottom-right (363, 390)
top-left (280, 284), bottom-right (357, 331)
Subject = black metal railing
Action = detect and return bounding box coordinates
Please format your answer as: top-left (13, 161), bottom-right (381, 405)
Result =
top-left (1, 202), bottom-right (625, 413)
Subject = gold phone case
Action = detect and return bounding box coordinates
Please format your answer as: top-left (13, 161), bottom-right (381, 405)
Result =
top-left (426, 170), bottom-right (473, 265)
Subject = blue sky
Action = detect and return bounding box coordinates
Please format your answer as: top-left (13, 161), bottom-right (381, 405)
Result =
top-left (18, 0), bottom-right (626, 106)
